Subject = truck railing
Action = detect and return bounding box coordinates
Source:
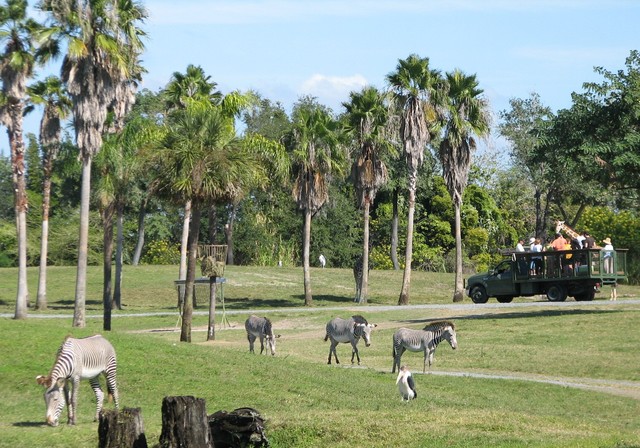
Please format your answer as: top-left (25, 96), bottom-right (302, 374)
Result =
top-left (510, 248), bottom-right (627, 283)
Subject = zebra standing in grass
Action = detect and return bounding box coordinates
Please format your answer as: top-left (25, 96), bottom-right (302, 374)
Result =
top-left (325, 315), bottom-right (377, 365)
top-left (392, 321), bottom-right (458, 374)
top-left (36, 335), bottom-right (119, 426)
top-left (245, 315), bottom-right (279, 356)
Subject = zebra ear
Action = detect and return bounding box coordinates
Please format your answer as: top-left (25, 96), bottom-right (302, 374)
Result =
top-left (36, 375), bottom-right (49, 387)
top-left (276, 334), bottom-right (282, 338)
top-left (370, 323), bottom-right (377, 328)
top-left (55, 377), bottom-right (66, 389)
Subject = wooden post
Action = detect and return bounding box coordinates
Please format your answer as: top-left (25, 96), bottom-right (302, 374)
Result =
top-left (98, 408), bottom-right (148, 448)
top-left (159, 396), bottom-right (211, 448)
top-left (207, 276), bottom-right (217, 341)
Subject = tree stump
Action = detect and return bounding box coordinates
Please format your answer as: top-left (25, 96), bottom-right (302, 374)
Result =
top-left (98, 408), bottom-right (148, 448)
top-left (209, 407), bottom-right (269, 447)
top-left (159, 396), bottom-right (211, 448)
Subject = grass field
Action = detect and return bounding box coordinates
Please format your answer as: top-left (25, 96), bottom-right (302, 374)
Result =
top-left (1, 265), bottom-right (639, 447)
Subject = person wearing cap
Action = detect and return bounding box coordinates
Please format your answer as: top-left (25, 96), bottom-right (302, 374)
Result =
top-left (602, 237), bottom-right (614, 273)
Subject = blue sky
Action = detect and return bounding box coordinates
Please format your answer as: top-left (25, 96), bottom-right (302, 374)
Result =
top-left (18, 0), bottom-right (639, 152)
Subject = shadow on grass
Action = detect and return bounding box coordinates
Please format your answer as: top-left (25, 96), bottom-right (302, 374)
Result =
top-left (47, 300), bottom-right (103, 310)
top-left (397, 308), bottom-right (622, 325)
top-left (13, 421), bottom-right (46, 427)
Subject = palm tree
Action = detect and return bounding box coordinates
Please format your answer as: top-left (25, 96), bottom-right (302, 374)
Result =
top-left (153, 100), bottom-right (264, 342)
top-left (25, 76), bottom-right (71, 311)
top-left (0, 0), bottom-right (51, 319)
top-left (343, 86), bottom-right (392, 303)
top-left (291, 99), bottom-right (344, 306)
top-left (386, 54), bottom-right (445, 305)
top-left (439, 69), bottom-right (491, 302)
top-left (39, 0), bottom-right (147, 327)
top-left (163, 64), bottom-right (220, 280)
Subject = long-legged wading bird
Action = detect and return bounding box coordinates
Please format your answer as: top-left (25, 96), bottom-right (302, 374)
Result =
top-left (396, 365), bottom-right (417, 401)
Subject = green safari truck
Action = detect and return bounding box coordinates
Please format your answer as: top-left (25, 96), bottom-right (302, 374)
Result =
top-left (465, 248), bottom-right (628, 303)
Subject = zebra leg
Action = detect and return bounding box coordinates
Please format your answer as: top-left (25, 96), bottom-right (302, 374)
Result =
top-left (351, 347), bottom-right (360, 365)
top-left (328, 341), bottom-right (339, 364)
top-left (105, 369), bottom-right (119, 411)
top-left (90, 377), bottom-right (105, 422)
top-left (69, 376), bottom-right (80, 425)
top-left (247, 333), bottom-right (256, 353)
top-left (259, 335), bottom-right (265, 355)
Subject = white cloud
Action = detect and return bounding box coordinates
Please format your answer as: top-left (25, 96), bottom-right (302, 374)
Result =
top-left (298, 74), bottom-right (369, 110)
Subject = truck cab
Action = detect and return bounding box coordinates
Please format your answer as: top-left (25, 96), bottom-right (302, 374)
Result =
top-left (465, 249), bottom-right (627, 303)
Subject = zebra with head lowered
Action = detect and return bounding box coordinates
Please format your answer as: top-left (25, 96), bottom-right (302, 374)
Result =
top-left (325, 315), bottom-right (377, 365)
top-left (392, 321), bottom-right (458, 374)
top-left (36, 334), bottom-right (119, 426)
top-left (245, 315), bottom-right (280, 356)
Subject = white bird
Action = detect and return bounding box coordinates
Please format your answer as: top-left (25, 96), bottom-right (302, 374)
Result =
top-left (396, 365), bottom-right (417, 401)
top-left (319, 254), bottom-right (326, 268)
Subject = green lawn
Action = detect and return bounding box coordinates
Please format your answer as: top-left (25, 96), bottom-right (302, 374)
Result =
top-left (1, 265), bottom-right (639, 447)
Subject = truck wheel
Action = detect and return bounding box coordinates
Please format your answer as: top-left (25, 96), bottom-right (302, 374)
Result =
top-left (470, 286), bottom-right (489, 304)
top-left (496, 296), bottom-right (513, 303)
top-left (547, 285), bottom-right (567, 302)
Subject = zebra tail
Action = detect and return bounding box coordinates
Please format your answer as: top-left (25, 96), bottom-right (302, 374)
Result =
top-left (323, 333), bottom-right (329, 342)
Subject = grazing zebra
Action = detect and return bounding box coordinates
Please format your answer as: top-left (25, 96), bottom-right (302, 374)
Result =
top-left (245, 315), bottom-right (280, 356)
top-left (324, 315), bottom-right (377, 365)
top-left (396, 365), bottom-right (417, 401)
top-left (36, 335), bottom-right (119, 426)
top-left (392, 321), bottom-right (458, 374)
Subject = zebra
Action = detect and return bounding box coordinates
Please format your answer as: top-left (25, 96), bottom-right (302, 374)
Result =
top-left (324, 315), bottom-right (377, 365)
top-left (245, 315), bottom-right (280, 356)
top-left (392, 321), bottom-right (458, 374)
top-left (36, 334), bottom-right (119, 426)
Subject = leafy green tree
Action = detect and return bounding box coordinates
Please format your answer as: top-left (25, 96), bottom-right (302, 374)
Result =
top-left (290, 98), bottom-right (345, 306)
top-left (387, 54), bottom-right (444, 305)
top-left (343, 86), bottom-right (392, 303)
top-left (25, 75), bottom-right (71, 310)
top-left (439, 69), bottom-right (491, 302)
top-left (498, 93), bottom-right (555, 238)
top-left (39, 0), bottom-right (147, 327)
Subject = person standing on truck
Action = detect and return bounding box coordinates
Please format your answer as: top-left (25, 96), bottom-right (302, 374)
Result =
top-left (583, 231), bottom-right (597, 249)
top-left (551, 233), bottom-right (567, 251)
top-left (530, 238), bottom-right (543, 276)
top-left (602, 237), bottom-right (614, 273)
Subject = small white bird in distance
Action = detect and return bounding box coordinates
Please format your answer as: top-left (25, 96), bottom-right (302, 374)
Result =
top-left (396, 365), bottom-right (417, 401)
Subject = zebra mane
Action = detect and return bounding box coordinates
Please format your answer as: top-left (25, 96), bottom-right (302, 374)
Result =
top-left (263, 317), bottom-right (273, 335)
top-left (351, 315), bottom-right (368, 325)
top-left (423, 320), bottom-right (455, 332)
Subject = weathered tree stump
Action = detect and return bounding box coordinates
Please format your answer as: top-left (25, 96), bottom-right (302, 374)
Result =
top-left (209, 407), bottom-right (269, 447)
top-left (98, 407), bottom-right (148, 448)
top-left (159, 396), bottom-right (212, 448)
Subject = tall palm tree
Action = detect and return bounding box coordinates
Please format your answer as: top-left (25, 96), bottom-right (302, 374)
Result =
top-left (439, 69), bottom-right (491, 302)
top-left (25, 75), bottom-right (71, 311)
top-left (163, 64), bottom-right (220, 280)
top-left (153, 100), bottom-right (263, 342)
top-left (0, 0), bottom-right (51, 319)
top-left (39, 0), bottom-right (147, 327)
top-left (291, 100), bottom-right (344, 306)
top-left (386, 54), bottom-right (445, 305)
top-left (343, 86), bottom-right (392, 303)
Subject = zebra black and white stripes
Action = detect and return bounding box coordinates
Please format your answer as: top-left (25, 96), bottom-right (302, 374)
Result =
top-left (392, 321), bottom-right (458, 373)
top-left (36, 335), bottom-right (119, 426)
top-left (245, 315), bottom-right (279, 356)
top-left (324, 315), bottom-right (377, 365)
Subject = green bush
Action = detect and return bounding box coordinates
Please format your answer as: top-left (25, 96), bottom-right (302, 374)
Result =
top-left (142, 240), bottom-right (180, 265)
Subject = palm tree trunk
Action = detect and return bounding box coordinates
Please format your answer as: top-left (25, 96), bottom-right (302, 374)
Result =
top-left (390, 187), bottom-right (400, 270)
top-left (302, 209), bottom-right (313, 306)
top-left (359, 200), bottom-right (370, 304)
top-left (73, 156), bottom-right (93, 328)
top-left (113, 205), bottom-right (124, 310)
top-left (398, 185), bottom-right (416, 305)
top-left (14, 210), bottom-right (29, 319)
top-left (224, 203), bottom-right (238, 265)
top-left (181, 206), bottom-right (201, 342)
top-left (102, 203), bottom-right (115, 331)
top-left (452, 203), bottom-right (465, 302)
top-left (208, 205), bottom-right (218, 244)
top-left (36, 172), bottom-right (53, 310)
top-left (179, 200), bottom-right (192, 280)
top-left (132, 197), bottom-right (147, 266)
top-left (8, 107), bottom-right (29, 319)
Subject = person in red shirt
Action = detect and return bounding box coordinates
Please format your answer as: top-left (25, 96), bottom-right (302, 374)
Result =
top-left (551, 233), bottom-right (567, 251)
